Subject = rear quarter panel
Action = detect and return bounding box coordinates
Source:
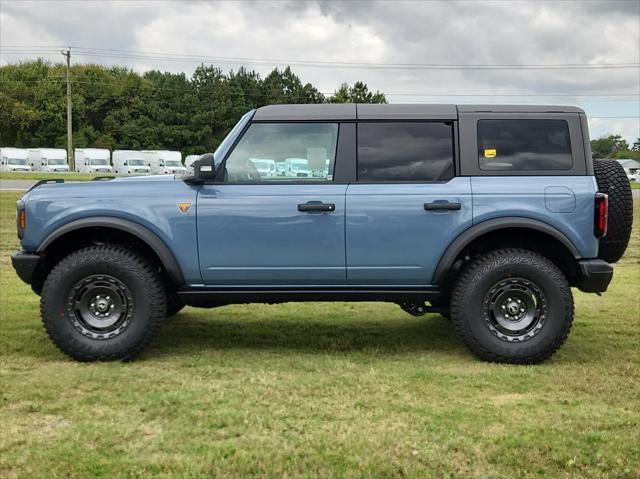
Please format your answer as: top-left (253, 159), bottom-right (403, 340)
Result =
top-left (471, 176), bottom-right (599, 258)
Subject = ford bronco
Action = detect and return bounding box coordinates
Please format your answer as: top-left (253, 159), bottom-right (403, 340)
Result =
top-left (11, 104), bottom-right (633, 363)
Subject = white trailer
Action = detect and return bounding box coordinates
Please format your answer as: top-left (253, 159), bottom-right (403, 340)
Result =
top-left (28, 148), bottom-right (69, 172)
top-left (112, 150), bottom-right (152, 175)
top-left (185, 154), bottom-right (201, 175)
top-left (74, 148), bottom-right (112, 173)
top-left (0, 148), bottom-right (31, 172)
top-left (140, 150), bottom-right (186, 175)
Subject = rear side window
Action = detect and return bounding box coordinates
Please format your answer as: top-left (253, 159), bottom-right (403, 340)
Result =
top-left (357, 122), bottom-right (454, 182)
top-left (477, 119), bottom-right (572, 170)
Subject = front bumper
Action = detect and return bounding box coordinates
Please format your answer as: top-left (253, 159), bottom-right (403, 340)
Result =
top-left (575, 259), bottom-right (613, 293)
top-left (11, 250), bottom-right (40, 285)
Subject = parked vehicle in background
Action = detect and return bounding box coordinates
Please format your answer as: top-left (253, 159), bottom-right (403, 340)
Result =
top-left (140, 150), bottom-right (186, 175)
top-left (250, 158), bottom-right (277, 177)
top-left (284, 157), bottom-right (311, 178)
top-left (614, 159), bottom-right (640, 182)
top-left (0, 148), bottom-right (32, 172)
top-left (112, 151), bottom-right (151, 175)
top-left (185, 155), bottom-right (201, 175)
top-left (74, 148), bottom-right (112, 173)
top-left (276, 161), bottom-right (286, 176)
top-left (11, 104), bottom-right (634, 365)
top-left (28, 148), bottom-right (69, 172)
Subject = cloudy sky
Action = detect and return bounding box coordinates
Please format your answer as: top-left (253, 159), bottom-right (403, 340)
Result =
top-left (1, 0), bottom-right (639, 142)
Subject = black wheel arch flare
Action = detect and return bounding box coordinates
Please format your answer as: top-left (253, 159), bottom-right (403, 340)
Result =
top-left (36, 216), bottom-right (185, 285)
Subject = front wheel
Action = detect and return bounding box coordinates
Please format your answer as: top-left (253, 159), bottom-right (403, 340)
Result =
top-left (40, 245), bottom-right (167, 361)
top-left (451, 249), bottom-right (573, 364)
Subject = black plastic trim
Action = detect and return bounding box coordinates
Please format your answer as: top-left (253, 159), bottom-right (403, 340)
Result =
top-left (424, 202), bottom-right (461, 211)
top-left (11, 250), bottom-right (40, 285)
top-left (27, 179), bottom-right (64, 193)
top-left (36, 217), bottom-right (185, 284)
top-left (575, 259), bottom-right (613, 293)
top-left (178, 287), bottom-right (441, 306)
top-left (432, 217), bottom-right (581, 284)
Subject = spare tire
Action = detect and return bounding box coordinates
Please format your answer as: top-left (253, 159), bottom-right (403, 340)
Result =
top-left (593, 159), bottom-right (633, 263)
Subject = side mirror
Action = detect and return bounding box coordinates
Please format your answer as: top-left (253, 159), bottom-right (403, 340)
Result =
top-left (193, 153), bottom-right (218, 181)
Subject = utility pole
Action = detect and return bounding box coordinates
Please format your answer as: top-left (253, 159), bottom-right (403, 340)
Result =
top-left (61, 48), bottom-right (74, 171)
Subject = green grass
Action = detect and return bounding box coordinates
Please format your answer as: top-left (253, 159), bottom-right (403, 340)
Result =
top-left (631, 182), bottom-right (640, 190)
top-left (1, 192), bottom-right (638, 478)
top-left (0, 172), bottom-right (120, 181)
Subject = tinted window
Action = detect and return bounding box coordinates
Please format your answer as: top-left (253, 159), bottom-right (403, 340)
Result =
top-left (357, 122), bottom-right (454, 181)
top-left (477, 119), bottom-right (572, 170)
top-left (224, 123), bottom-right (338, 183)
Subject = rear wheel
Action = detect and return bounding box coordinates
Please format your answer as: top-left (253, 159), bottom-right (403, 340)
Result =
top-left (594, 159), bottom-right (633, 263)
top-left (40, 244), bottom-right (167, 361)
top-left (451, 249), bottom-right (573, 364)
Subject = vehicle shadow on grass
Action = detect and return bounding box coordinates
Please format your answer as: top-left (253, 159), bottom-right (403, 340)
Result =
top-left (149, 307), bottom-right (467, 358)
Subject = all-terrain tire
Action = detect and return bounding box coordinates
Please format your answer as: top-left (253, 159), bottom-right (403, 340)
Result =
top-left (593, 159), bottom-right (633, 263)
top-left (451, 249), bottom-right (574, 364)
top-left (166, 292), bottom-right (185, 317)
top-left (40, 244), bottom-right (167, 361)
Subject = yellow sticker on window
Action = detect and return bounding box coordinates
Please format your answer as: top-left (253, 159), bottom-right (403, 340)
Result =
top-left (484, 148), bottom-right (496, 158)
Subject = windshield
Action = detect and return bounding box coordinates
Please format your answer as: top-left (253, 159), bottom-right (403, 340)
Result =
top-left (164, 160), bottom-right (183, 167)
top-left (7, 158), bottom-right (27, 165)
top-left (48, 159), bottom-right (66, 165)
top-left (128, 159), bottom-right (146, 166)
top-left (251, 160), bottom-right (271, 169)
top-left (291, 160), bottom-right (307, 170)
top-left (214, 110), bottom-right (255, 162)
top-left (90, 159), bottom-right (109, 166)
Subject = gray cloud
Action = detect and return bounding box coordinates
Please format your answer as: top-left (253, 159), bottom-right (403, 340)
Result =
top-left (1, 0), bottom-right (638, 141)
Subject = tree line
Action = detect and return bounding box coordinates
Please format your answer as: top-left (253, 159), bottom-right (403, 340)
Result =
top-left (2, 60), bottom-right (637, 160)
top-left (591, 135), bottom-right (640, 160)
top-left (0, 60), bottom-right (385, 155)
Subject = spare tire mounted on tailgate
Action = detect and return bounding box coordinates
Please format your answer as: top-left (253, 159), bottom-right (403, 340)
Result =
top-left (593, 159), bottom-right (633, 263)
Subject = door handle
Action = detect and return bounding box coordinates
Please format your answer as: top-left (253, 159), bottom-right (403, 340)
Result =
top-left (424, 201), bottom-right (462, 211)
top-left (298, 202), bottom-right (336, 212)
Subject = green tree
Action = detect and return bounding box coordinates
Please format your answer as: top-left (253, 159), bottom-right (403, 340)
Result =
top-left (328, 81), bottom-right (386, 104)
top-left (591, 135), bottom-right (630, 159)
top-left (0, 60), bottom-right (388, 155)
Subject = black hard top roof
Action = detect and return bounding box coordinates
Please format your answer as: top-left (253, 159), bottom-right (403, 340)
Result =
top-left (252, 103), bottom-right (585, 121)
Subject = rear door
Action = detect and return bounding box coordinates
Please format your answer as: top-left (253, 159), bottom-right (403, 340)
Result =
top-left (346, 121), bottom-right (473, 285)
top-left (197, 122), bottom-right (348, 285)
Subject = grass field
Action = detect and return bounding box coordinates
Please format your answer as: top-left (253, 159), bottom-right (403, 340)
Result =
top-left (0, 191), bottom-right (638, 478)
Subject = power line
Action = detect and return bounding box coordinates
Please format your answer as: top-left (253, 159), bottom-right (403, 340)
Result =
top-left (2, 45), bottom-right (639, 70)
top-left (2, 77), bottom-right (638, 101)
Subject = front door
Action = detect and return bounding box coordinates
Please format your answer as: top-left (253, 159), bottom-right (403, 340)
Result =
top-left (346, 121), bottom-right (473, 285)
top-left (197, 122), bottom-right (347, 286)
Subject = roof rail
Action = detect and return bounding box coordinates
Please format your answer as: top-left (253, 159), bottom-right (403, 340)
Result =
top-left (27, 179), bottom-right (64, 193)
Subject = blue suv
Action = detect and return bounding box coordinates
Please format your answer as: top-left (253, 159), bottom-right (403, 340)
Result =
top-left (11, 104), bottom-right (633, 363)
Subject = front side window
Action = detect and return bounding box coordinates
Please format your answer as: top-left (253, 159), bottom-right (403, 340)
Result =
top-left (90, 159), bottom-right (108, 165)
top-left (224, 123), bottom-right (338, 183)
top-left (478, 119), bottom-right (572, 170)
top-left (357, 122), bottom-right (454, 182)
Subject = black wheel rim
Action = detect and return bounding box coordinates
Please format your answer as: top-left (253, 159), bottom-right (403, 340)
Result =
top-left (482, 277), bottom-right (547, 342)
top-left (66, 274), bottom-right (134, 339)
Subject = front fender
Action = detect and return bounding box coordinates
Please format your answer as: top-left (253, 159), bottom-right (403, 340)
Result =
top-left (21, 179), bottom-right (201, 284)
